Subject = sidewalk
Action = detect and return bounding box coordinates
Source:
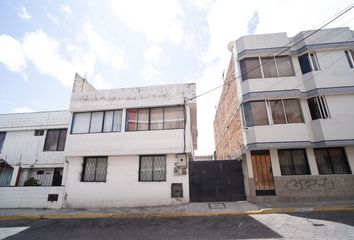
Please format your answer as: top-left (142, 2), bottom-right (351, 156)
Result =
top-left (1, 200), bottom-right (354, 220)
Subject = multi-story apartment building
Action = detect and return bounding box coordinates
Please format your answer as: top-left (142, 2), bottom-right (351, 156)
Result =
top-left (214, 27), bottom-right (354, 201)
top-left (63, 74), bottom-right (197, 208)
top-left (0, 110), bottom-right (69, 208)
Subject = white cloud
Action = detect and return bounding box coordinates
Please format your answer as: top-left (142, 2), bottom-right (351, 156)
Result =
top-left (91, 74), bottom-right (113, 90)
top-left (0, 35), bottom-right (27, 72)
top-left (110, 0), bottom-right (185, 45)
top-left (141, 64), bottom-right (162, 82)
top-left (22, 30), bottom-right (75, 87)
top-left (144, 45), bottom-right (162, 65)
top-left (141, 45), bottom-right (162, 82)
top-left (13, 106), bottom-right (34, 113)
top-left (61, 5), bottom-right (72, 14)
top-left (19, 5), bottom-right (32, 20)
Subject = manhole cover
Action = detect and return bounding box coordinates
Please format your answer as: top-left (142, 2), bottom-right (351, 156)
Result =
top-left (208, 203), bottom-right (226, 209)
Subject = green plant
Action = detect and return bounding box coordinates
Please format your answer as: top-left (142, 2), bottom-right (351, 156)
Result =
top-left (23, 177), bottom-right (41, 186)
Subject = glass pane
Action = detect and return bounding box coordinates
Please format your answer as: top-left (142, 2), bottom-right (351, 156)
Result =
top-left (138, 109), bottom-right (149, 131)
top-left (240, 58), bottom-right (262, 80)
top-left (113, 110), bottom-right (122, 132)
top-left (150, 108), bottom-right (164, 130)
top-left (307, 98), bottom-right (321, 120)
top-left (261, 57), bottom-right (277, 78)
top-left (57, 129), bottom-right (67, 151)
top-left (284, 99), bottom-right (303, 123)
top-left (345, 51), bottom-right (354, 68)
top-left (44, 130), bottom-right (59, 151)
top-left (72, 113), bottom-right (91, 134)
top-left (278, 150), bottom-right (294, 175)
top-left (140, 156), bottom-right (153, 181)
top-left (328, 148), bottom-right (350, 174)
top-left (103, 111), bottom-right (114, 132)
top-left (276, 56), bottom-right (295, 77)
top-left (0, 132), bottom-right (6, 152)
top-left (298, 54), bottom-right (312, 74)
top-left (164, 106), bottom-right (184, 129)
top-left (245, 101), bottom-right (269, 127)
top-left (126, 109), bottom-right (138, 131)
top-left (90, 112), bottom-right (104, 133)
top-left (291, 149), bottom-right (310, 175)
top-left (314, 149), bottom-right (333, 174)
top-left (95, 157), bottom-right (108, 181)
top-left (270, 100), bottom-right (286, 124)
top-left (310, 53), bottom-right (319, 71)
top-left (153, 156), bottom-right (166, 181)
top-left (83, 158), bottom-right (96, 181)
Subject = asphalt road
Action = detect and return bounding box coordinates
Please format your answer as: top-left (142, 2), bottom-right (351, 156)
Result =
top-left (1, 212), bottom-right (354, 239)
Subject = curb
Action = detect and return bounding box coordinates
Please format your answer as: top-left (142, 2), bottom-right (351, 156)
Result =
top-left (1, 205), bottom-right (354, 221)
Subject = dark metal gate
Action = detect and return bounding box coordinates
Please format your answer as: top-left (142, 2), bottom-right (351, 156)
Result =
top-left (189, 160), bottom-right (246, 202)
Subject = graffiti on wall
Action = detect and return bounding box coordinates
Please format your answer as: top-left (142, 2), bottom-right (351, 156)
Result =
top-left (285, 177), bottom-right (335, 191)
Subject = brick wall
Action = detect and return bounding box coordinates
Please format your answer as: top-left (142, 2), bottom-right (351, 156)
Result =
top-left (213, 55), bottom-right (243, 159)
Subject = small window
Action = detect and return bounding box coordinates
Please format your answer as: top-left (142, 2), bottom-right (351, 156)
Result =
top-left (43, 129), bottom-right (67, 151)
top-left (164, 106), bottom-right (184, 129)
top-left (34, 130), bottom-right (45, 136)
top-left (243, 101), bottom-right (269, 127)
top-left (139, 155), bottom-right (166, 182)
top-left (240, 57), bottom-right (262, 80)
top-left (298, 52), bottom-right (320, 74)
top-left (81, 157), bottom-right (108, 182)
top-left (278, 149), bottom-right (310, 175)
top-left (0, 132), bottom-right (6, 153)
top-left (314, 148), bottom-right (351, 174)
top-left (345, 50), bottom-right (354, 68)
top-left (307, 96), bottom-right (330, 120)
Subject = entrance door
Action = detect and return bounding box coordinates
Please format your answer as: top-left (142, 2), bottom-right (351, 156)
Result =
top-left (251, 150), bottom-right (275, 196)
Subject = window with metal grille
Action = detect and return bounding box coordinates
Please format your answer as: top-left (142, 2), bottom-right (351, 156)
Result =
top-left (345, 50), bottom-right (354, 68)
top-left (298, 52), bottom-right (320, 74)
top-left (278, 149), bottom-right (310, 175)
top-left (126, 106), bottom-right (184, 131)
top-left (0, 132), bottom-right (6, 153)
top-left (43, 129), bottom-right (67, 151)
top-left (34, 129), bottom-right (45, 136)
top-left (81, 157), bottom-right (108, 182)
top-left (139, 156), bottom-right (166, 182)
top-left (314, 148), bottom-right (351, 175)
top-left (307, 96), bottom-right (330, 120)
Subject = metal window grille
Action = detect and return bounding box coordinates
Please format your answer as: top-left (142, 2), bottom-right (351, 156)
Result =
top-left (278, 149), bottom-right (310, 175)
top-left (314, 148), bottom-right (351, 174)
top-left (82, 157), bottom-right (108, 182)
top-left (139, 156), bottom-right (166, 181)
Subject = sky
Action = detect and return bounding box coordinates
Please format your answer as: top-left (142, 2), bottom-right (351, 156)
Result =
top-left (0, 0), bottom-right (353, 154)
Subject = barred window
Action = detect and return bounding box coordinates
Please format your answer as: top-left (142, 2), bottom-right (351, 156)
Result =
top-left (314, 148), bottom-right (351, 175)
top-left (43, 129), bottom-right (67, 151)
top-left (278, 149), bottom-right (310, 175)
top-left (81, 157), bottom-right (108, 182)
top-left (139, 156), bottom-right (166, 182)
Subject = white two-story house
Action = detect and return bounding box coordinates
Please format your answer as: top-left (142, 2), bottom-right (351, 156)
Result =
top-left (215, 27), bottom-right (354, 202)
top-left (63, 74), bottom-right (197, 208)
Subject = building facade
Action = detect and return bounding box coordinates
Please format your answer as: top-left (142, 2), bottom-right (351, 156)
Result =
top-left (214, 27), bottom-right (354, 202)
top-left (63, 74), bottom-right (197, 208)
top-left (0, 111), bottom-right (69, 208)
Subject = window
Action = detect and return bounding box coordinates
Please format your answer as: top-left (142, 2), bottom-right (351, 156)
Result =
top-left (307, 96), bottom-right (330, 120)
top-left (81, 157), bottom-right (108, 182)
top-left (244, 99), bottom-right (303, 127)
top-left (126, 106), bottom-right (185, 131)
top-left (139, 155), bottom-right (166, 181)
top-left (34, 130), bottom-right (45, 136)
top-left (240, 56), bottom-right (294, 80)
top-left (0, 132), bottom-right (6, 153)
top-left (298, 52), bottom-right (320, 74)
top-left (43, 129), bottom-right (67, 151)
top-left (314, 148), bottom-right (351, 174)
top-left (71, 110), bottom-right (122, 134)
top-left (278, 149), bottom-right (310, 175)
top-left (345, 50), bottom-right (354, 68)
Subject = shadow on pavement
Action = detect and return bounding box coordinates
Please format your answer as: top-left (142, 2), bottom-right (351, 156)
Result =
top-left (290, 212), bottom-right (354, 227)
top-left (0, 215), bottom-right (283, 240)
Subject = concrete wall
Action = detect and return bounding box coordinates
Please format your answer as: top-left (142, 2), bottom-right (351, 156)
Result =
top-left (0, 186), bottom-right (64, 208)
top-left (64, 154), bottom-right (189, 208)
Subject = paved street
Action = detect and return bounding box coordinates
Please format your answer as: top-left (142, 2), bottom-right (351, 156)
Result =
top-left (0, 212), bottom-right (354, 239)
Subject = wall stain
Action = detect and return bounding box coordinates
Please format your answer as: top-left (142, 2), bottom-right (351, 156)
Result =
top-left (285, 177), bottom-right (335, 191)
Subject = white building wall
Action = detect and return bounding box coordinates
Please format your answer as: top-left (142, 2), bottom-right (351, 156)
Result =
top-left (64, 154), bottom-right (189, 208)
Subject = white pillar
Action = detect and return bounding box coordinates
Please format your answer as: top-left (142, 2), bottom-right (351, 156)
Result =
top-left (9, 166), bottom-right (20, 186)
top-left (306, 148), bottom-right (319, 175)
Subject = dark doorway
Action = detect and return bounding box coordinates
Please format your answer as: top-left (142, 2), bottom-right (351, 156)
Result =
top-left (52, 168), bottom-right (63, 186)
top-left (189, 160), bottom-right (246, 202)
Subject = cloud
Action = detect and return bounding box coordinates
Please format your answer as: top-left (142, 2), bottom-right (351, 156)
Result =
top-left (0, 35), bottom-right (27, 72)
top-left (110, 0), bottom-right (185, 45)
top-left (247, 10), bottom-right (259, 34)
top-left (61, 5), bottom-right (72, 14)
top-left (13, 106), bottom-right (34, 113)
top-left (144, 45), bottom-right (162, 65)
top-left (141, 45), bottom-right (162, 82)
top-left (19, 5), bottom-right (32, 20)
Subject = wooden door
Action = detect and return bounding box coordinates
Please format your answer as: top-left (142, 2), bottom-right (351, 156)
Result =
top-left (251, 151), bottom-right (275, 196)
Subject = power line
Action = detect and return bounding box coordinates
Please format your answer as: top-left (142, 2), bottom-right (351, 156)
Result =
top-left (188, 3), bottom-right (354, 101)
